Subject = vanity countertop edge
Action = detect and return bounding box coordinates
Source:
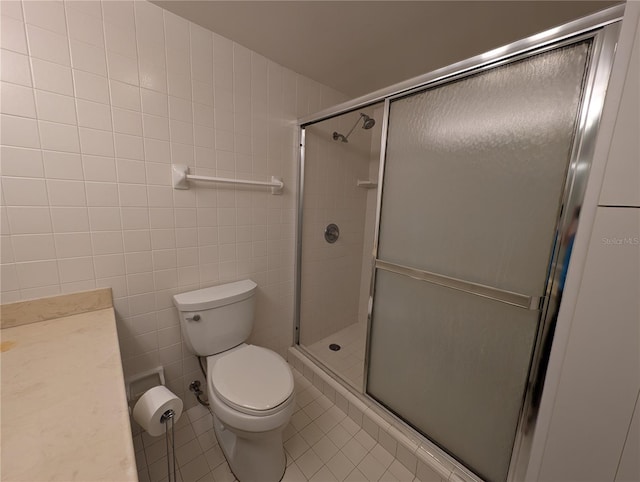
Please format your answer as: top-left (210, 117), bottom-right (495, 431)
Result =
top-left (0, 289), bottom-right (138, 482)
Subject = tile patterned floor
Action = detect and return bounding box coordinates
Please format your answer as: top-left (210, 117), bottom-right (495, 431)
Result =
top-left (306, 322), bottom-right (367, 390)
top-left (133, 365), bottom-right (420, 482)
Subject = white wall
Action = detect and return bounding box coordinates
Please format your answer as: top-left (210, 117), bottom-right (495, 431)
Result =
top-left (0, 0), bottom-right (346, 409)
top-left (527, 3), bottom-right (640, 480)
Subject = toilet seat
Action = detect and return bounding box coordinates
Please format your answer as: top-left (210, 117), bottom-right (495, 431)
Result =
top-left (211, 345), bottom-right (294, 417)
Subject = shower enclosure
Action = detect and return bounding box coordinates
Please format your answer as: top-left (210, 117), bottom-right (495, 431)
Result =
top-left (296, 7), bottom-right (621, 482)
top-left (297, 106), bottom-right (383, 389)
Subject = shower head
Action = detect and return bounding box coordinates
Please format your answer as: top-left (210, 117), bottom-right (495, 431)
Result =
top-left (332, 112), bottom-right (376, 142)
top-left (361, 114), bottom-right (375, 130)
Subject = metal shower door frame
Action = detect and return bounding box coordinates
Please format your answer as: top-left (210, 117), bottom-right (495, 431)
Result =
top-left (364, 23), bottom-right (620, 482)
top-left (295, 6), bottom-right (623, 481)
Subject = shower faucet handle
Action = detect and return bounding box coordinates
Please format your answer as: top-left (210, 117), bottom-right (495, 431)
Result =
top-left (186, 314), bottom-right (201, 322)
top-left (324, 223), bottom-right (340, 243)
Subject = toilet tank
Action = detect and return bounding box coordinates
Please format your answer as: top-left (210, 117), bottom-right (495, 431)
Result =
top-left (172, 280), bottom-right (257, 356)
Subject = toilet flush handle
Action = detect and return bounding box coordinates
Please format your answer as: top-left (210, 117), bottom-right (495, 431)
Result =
top-left (186, 314), bottom-right (201, 322)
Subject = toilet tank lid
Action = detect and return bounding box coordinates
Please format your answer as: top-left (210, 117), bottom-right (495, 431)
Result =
top-left (172, 280), bottom-right (257, 311)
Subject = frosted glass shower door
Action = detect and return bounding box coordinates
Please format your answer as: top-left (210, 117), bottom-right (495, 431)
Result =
top-left (367, 41), bottom-right (591, 482)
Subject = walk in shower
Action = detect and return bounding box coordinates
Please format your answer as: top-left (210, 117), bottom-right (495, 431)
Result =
top-left (296, 7), bottom-right (621, 482)
top-left (297, 106), bottom-right (383, 389)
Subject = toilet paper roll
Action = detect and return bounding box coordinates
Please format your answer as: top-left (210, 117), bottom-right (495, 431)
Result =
top-left (133, 386), bottom-right (183, 437)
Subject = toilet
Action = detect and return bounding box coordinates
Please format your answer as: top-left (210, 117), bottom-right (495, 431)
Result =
top-left (172, 280), bottom-right (294, 482)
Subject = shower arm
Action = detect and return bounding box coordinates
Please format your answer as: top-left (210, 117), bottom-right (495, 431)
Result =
top-left (342, 113), bottom-right (367, 141)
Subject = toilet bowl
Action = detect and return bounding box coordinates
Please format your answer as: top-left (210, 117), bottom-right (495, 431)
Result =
top-left (172, 280), bottom-right (295, 482)
top-left (206, 344), bottom-right (294, 482)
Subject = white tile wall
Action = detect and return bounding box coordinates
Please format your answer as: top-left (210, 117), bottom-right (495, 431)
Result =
top-left (0, 0), bottom-right (347, 409)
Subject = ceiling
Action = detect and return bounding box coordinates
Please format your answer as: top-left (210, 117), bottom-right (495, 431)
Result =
top-left (153, 1), bottom-right (620, 97)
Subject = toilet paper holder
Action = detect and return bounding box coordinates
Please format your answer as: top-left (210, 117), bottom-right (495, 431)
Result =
top-left (133, 386), bottom-right (182, 482)
top-left (125, 366), bottom-right (165, 402)
top-left (160, 408), bottom-right (175, 424)
top-left (161, 408), bottom-right (177, 482)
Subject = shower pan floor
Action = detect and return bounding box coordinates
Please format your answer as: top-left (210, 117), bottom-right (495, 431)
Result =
top-left (306, 321), bottom-right (367, 389)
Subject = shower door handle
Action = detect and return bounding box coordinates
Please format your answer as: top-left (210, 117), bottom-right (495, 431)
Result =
top-left (375, 259), bottom-right (542, 310)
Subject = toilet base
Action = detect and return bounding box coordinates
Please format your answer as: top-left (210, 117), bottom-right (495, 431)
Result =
top-left (213, 414), bottom-right (286, 482)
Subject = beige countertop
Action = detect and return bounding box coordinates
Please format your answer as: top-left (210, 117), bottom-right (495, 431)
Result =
top-left (1, 291), bottom-right (137, 482)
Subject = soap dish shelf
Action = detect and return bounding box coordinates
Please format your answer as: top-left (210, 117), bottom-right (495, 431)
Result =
top-left (357, 179), bottom-right (378, 189)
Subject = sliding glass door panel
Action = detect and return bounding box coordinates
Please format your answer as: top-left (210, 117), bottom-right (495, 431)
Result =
top-left (367, 271), bottom-right (539, 482)
top-left (377, 41), bottom-right (591, 296)
top-left (368, 40), bottom-right (594, 482)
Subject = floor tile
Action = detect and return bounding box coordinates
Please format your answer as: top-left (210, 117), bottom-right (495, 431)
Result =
top-left (159, 471), bottom-right (184, 482)
top-left (283, 422), bottom-right (298, 441)
top-left (327, 424), bottom-right (353, 448)
top-left (191, 413), bottom-right (214, 436)
top-left (135, 448), bottom-right (148, 470)
top-left (312, 436), bottom-right (340, 463)
top-left (174, 424), bottom-right (197, 447)
top-left (310, 465), bottom-right (339, 482)
top-left (341, 417), bottom-right (361, 436)
top-left (282, 462), bottom-right (307, 482)
top-left (327, 406), bottom-right (347, 423)
top-left (370, 444), bottom-right (394, 469)
top-left (196, 472), bottom-right (216, 482)
top-left (326, 451), bottom-right (356, 481)
top-left (316, 395), bottom-right (334, 411)
top-left (388, 460), bottom-right (416, 481)
top-left (297, 448), bottom-right (324, 479)
top-left (180, 454), bottom-right (210, 482)
top-left (284, 433), bottom-right (311, 460)
top-left (316, 410), bottom-right (341, 433)
top-left (291, 409), bottom-right (313, 431)
top-left (296, 387), bottom-right (317, 407)
top-left (357, 452), bottom-right (386, 482)
top-left (142, 430), bottom-right (163, 447)
top-left (381, 468), bottom-right (401, 482)
top-left (147, 455), bottom-right (170, 481)
top-left (176, 438), bottom-right (203, 467)
top-left (303, 400), bottom-right (327, 420)
top-left (133, 434), bottom-right (144, 452)
top-left (211, 462), bottom-right (235, 482)
top-left (342, 438), bottom-right (369, 466)
top-left (203, 444), bottom-right (225, 470)
top-left (145, 438), bottom-right (168, 465)
top-left (300, 421), bottom-right (324, 446)
top-left (197, 429), bottom-right (218, 452)
top-left (354, 429), bottom-right (376, 451)
top-left (344, 467), bottom-right (369, 482)
top-left (138, 468), bottom-right (151, 482)
top-left (186, 404), bottom-right (210, 423)
top-left (306, 386), bottom-right (323, 401)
